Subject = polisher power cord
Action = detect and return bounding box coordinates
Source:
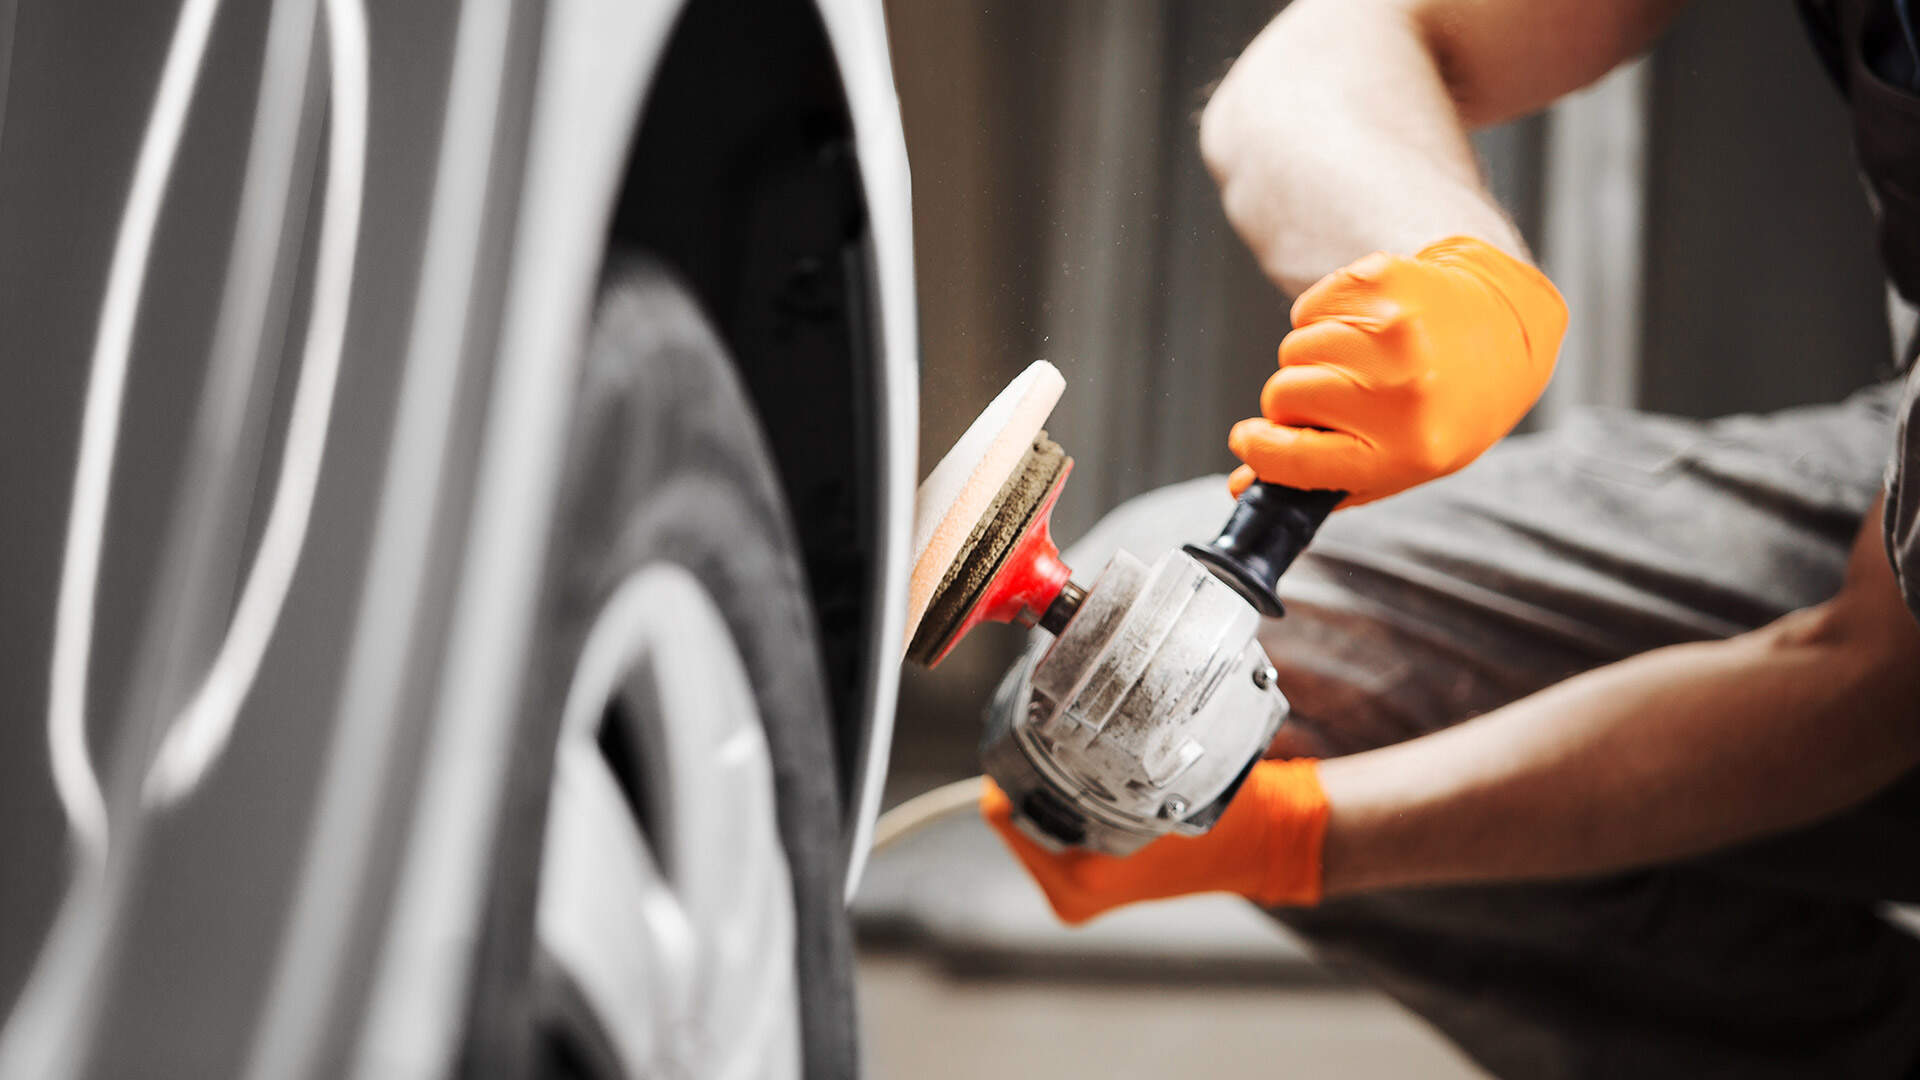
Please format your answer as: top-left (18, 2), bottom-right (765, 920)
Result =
top-left (869, 775), bottom-right (989, 858)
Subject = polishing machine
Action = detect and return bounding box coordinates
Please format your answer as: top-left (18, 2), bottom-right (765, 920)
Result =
top-left (907, 433), bottom-right (1340, 856)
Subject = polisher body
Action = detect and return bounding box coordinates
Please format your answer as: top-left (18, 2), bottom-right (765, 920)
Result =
top-left (906, 400), bottom-right (1327, 855)
top-left (981, 549), bottom-right (1289, 856)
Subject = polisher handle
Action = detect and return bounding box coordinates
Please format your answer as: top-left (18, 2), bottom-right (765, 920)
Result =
top-left (1182, 482), bottom-right (1343, 617)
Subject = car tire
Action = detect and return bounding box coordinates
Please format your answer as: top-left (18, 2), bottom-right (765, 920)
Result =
top-left (461, 257), bottom-right (857, 1079)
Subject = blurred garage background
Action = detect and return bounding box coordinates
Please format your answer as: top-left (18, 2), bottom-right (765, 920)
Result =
top-left (860, 1), bottom-right (1894, 1076)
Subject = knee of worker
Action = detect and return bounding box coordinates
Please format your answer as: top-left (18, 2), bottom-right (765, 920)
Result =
top-left (1059, 476), bottom-right (1478, 757)
top-left (1254, 583), bottom-right (1490, 756)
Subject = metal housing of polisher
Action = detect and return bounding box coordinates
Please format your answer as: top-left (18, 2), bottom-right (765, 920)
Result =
top-left (981, 549), bottom-right (1290, 856)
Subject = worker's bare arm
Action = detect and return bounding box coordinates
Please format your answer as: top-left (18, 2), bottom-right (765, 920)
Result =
top-left (1402, 0), bottom-right (1686, 127)
top-left (1315, 501), bottom-right (1920, 897)
top-left (1200, 0), bottom-right (1685, 294)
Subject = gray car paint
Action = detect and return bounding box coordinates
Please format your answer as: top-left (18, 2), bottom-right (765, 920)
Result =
top-left (0, 0), bottom-right (915, 1074)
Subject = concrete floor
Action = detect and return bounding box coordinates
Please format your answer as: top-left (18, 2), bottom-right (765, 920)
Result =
top-left (857, 950), bottom-right (1488, 1079)
top-left (852, 790), bottom-right (1490, 1079)
top-left (854, 781), bottom-right (1920, 1079)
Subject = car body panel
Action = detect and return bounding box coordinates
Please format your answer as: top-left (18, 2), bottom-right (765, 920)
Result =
top-left (813, 0), bottom-right (919, 897)
top-left (0, 0), bottom-right (913, 1075)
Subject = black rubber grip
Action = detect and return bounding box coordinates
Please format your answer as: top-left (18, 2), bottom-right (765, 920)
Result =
top-left (1182, 482), bottom-right (1344, 617)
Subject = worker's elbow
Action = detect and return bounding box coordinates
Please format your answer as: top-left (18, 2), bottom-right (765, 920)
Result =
top-left (1761, 501), bottom-right (1920, 703)
top-left (1762, 594), bottom-right (1920, 697)
top-left (1197, 72), bottom-right (1252, 188)
top-left (1766, 600), bottom-right (1855, 653)
top-left (1197, 78), bottom-right (1283, 272)
top-left (1197, 0), bottom-right (1339, 184)
top-left (1196, 104), bottom-right (1231, 189)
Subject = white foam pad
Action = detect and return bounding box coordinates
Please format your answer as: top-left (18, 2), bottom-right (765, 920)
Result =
top-left (904, 361), bottom-right (1065, 653)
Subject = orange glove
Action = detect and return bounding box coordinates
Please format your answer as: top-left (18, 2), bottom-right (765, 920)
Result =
top-left (1228, 236), bottom-right (1567, 506)
top-left (981, 759), bottom-right (1330, 925)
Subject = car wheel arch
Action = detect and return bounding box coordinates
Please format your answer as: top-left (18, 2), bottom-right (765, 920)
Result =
top-left (603, 0), bottom-right (915, 885)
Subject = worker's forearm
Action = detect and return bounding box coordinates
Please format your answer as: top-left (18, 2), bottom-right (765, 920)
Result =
top-left (1316, 606), bottom-right (1920, 897)
top-left (1199, 0), bottom-right (1522, 294)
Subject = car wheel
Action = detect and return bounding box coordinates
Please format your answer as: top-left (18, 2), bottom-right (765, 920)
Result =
top-left (461, 258), bottom-right (857, 1079)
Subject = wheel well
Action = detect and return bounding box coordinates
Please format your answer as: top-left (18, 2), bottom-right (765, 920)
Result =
top-left (606, 0), bottom-right (878, 817)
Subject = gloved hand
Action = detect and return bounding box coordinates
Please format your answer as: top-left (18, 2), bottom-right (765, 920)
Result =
top-left (981, 759), bottom-right (1329, 925)
top-left (1228, 236), bottom-right (1567, 506)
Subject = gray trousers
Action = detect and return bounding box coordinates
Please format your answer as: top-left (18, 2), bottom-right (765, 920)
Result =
top-left (1065, 382), bottom-right (1920, 1079)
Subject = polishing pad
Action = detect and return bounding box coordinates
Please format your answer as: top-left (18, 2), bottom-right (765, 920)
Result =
top-left (907, 436), bottom-right (1069, 666)
top-left (904, 361), bottom-right (1065, 653)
